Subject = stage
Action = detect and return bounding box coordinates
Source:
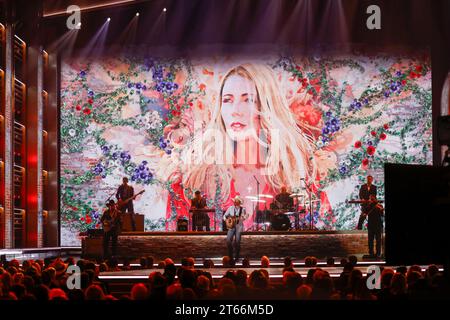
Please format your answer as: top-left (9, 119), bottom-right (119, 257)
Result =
top-left (82, 230), bottom-right (374, 260)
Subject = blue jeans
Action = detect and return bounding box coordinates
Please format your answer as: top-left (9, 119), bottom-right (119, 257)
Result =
top-left (226, 224), bottom-right (243, 259)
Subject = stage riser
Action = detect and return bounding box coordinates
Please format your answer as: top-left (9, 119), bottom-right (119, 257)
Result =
top-left (82, 232), bottom-right (369, 260)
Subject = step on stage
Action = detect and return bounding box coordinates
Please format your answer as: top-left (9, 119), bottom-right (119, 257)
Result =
top-left (82, 230), bottom-right (372, 260)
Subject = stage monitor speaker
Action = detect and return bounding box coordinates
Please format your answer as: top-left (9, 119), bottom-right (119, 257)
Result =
top-left (385, 163), bottom-right (450, 266)
top-left (437, 115), bottom-right (450, 146)
top-left (177, 218), bottom-right (188, 231)
top-left (121, 213), bottom-right (144, 232)
top-left (87, 228), bottom-right (104, 238)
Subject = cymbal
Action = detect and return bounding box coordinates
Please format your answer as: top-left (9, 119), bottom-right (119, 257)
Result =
top-left (251, 199), bottom-right (266, 203)
top-left (259, 194), bottom-right (274, 198)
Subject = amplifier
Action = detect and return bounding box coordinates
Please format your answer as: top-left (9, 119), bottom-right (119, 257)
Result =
top-left (87, 228), bottom-right (104, 238)
top-left (177, 218), bottom-right (188, 231)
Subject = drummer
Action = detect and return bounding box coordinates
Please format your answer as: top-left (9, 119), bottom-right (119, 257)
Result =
top-left (273, 186), bottom-right (294, 211)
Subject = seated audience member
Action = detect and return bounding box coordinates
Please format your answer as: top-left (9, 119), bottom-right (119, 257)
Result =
top-left (345, 269), bottom-right (363, 298)
top-left (181, 257), bottom-right (189, 268)
top-left (284, 256), bottom-right (293, 268)
top-left (222, 256), bottom-right (232, 268)
top-left (49, 288), bottom-right (68, 301)
top-left (203, 259), bottom-right (214, 268)
top-left (296, 284), bottom-right (312, 300)
top-left (377, 268), bottom-right (395, 300)
top-left (164, 258), bottom-right (175, 266)
top-left (183, 288), bottom-right (198, 300)
top-left (261, 256), bottom-right (270, 268)
top-left (282, 271), bottom-right (303, 299)
top-left (33, 284), bottom-right (50, 301)
top-left (311, 270), bottom-right (335, 300)
top-left (406, 271), bottom-right (423, 288)
top-left (241, 258), bottom-right (250, 268)
top-left (148, 271), bottom-right (167, 300)
top-left (163, 263), bottom-right (177, 285)
top-left (196, 275), bottom-right (211, 299)
top-left (131, 283), bottom-right (148, 300)
top-left (425, 265), bottom-right (439, 283)
top-left (390, 273), bottom-right (408, 299)
top-left (166, 283), bottom-right (184, 300)
top-left (179, 268), bottom-right (197, 289)
top-left (67, 289), bottom-right (85, 301)
top-left (348, 255), bottom-right (358, 266)
top-left (140, 257), bottom-right (147, 268)
top-left (326, 257), bottom-right (335, 266)
top-left (85, 284), bottom-right (105, 300)
top-left (146, 256), bottom-right (155, 269)
top-left (396, 266), bottom-right (408, 275)
top-left (218, 278), bottom-right (237, 299)
top-left (187, 257), bottom-right (195, 269)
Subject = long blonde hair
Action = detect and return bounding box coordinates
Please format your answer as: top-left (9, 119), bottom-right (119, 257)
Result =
top-left (181, 63), bottom-right (317, 201)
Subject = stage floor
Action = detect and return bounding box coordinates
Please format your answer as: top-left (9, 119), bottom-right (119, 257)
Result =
top-left (82, 230), bottom-right (376, 260)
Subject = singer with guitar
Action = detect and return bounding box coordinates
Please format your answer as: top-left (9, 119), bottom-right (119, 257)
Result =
top-left (116, 177), bottom-right (137, 231)
top-left (223, 196), bottom-right (249, 262)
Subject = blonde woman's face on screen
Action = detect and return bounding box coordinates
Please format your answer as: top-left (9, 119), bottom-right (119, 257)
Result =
top-left (220, 74), bottom-right (260, 141)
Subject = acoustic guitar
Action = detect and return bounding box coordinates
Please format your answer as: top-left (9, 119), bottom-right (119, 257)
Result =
top-left (225, 216), bottom-right (240, 230)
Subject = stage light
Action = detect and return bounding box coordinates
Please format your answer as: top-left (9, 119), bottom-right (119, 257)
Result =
top-left (163, 8), bottom-right (167, 12)
top-left (107, 17), bottom-right (111, 22)
top-left (77, 22), bottom-right (82, 27)
top-left (136, 12), bottom-right (139, 16)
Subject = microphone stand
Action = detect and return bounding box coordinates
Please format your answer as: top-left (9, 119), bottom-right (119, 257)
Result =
top-left (253, 175), bottom-right (260, 231)
top-left (304, 180), bottom-right (313, 230)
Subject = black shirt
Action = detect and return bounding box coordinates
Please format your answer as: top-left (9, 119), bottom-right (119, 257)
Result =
top-left (275, 192), bottom-right (294, 210)
top-left (191, 197), bottom-right (207, 209)
top-left (359, 184), bottom-right (378, 212)
top-left (367, 203), bottom-right (384, 231)
top-left (116, 184), bottom-right (134, 201)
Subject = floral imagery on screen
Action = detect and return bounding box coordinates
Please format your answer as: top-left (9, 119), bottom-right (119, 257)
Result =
top-left (60, 52), bottom-right (432, 245)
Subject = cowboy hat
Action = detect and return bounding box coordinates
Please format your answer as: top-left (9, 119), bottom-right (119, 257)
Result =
top-left (232, 196), bottom-right (243, 204)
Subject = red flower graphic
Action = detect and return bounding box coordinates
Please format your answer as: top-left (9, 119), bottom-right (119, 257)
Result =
top-left (371, 131), bottom-right (377, 137)
top-left (362, 158), bottom-right (369, 166)
top-left (367, 145), bottom-right (376, 156)
top-left (83, 108), bottom-right (91, 115)
top-left (383, 124), bottom-right (389, 130)
top-left (380, 133), bottom-right (387, 140)
top-left (354, 141), bottom-right (362, 148)
top-left (88, 98), bottom-right (93, 105)
top-left (289, 99), bottom-right (322, 127)
top-left (75, 105), bottom-right (82, 111)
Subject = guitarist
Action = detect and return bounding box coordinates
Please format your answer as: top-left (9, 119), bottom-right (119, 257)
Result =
top-left (101, 200), bottom-right (121, 259)
top-left (357, 175), bottom-right (378, 230)
top-left (116, 177), bottom-right (136, 231)
top-left (223, 196), bottom-right (248, 262)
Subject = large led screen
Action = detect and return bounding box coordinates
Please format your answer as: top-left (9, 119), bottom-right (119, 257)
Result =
top-left (60, 52), bottom-right (431, 245)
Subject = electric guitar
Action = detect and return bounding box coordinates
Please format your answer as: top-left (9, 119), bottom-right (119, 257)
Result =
top-left (117, 190), bottom-right (145, 209)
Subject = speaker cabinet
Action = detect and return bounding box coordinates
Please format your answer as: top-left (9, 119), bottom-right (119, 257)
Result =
top-left (121, 213), bottom-right (144, 232)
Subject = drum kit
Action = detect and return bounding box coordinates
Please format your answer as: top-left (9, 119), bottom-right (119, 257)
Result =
top-left (246, 184), bottom-right (320, 231)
